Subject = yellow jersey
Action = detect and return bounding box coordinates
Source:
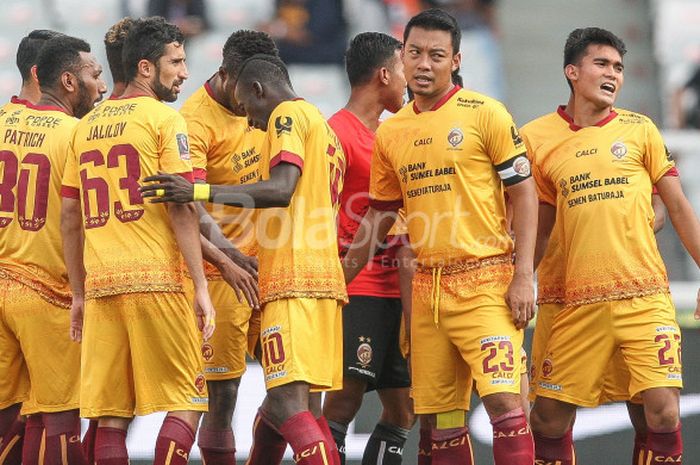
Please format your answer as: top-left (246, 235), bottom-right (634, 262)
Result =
top-left (0, 101), bottom-right (76, 307)
top-left (255, 99), bottom-right (347, 304)
top-left (524, 106), bottom-right (673, 306)
top-left (180, 82), bottom-right (264, 263)
top-left (61, 95), bottom-right (194, 299)
top-left (369, 86), bottom-right (530, 269)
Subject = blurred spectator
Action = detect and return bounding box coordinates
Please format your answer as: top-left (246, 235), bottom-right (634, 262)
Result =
top-left (419, 0), bottom-right (505, 99)
top-left (671, 65), bottom-right (700, 129)
top-left (382, 0), bottom-right (422, 39)
top-left (258, 0), bottom-right (347, 65)
top-left (147, 0), bottom-right (210, 38)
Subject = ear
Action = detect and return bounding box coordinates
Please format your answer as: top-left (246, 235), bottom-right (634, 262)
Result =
top-left (379, 67), bottom-right (390, 85)
top-left (137, 59), bottom-right (152, 78)
top-left (30, 65), bottom-right (39, 84)
top-left (451, 51), bottom-right (462, 73)
top-left (253, 81), bottom-right (264, 98)
top-left (61, 71), bottom-right (77, 93)
top-left (217, 66), bottom-right (227, 81)
top-left (564, 63), bottom-right (578, 83)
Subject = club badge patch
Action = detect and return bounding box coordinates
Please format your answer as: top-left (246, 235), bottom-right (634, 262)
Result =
top-left (176, 133), bottom-right (190, 160)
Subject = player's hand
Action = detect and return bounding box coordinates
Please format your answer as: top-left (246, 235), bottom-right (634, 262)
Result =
top-left (220, 258), bottom-right (260, 310)
top-left (140, 172), bottom-right (194, 204)
top-left (506, 272), bottom-right (535, 329)
top-left (694, 287), bottom-right (700, 320)
top-left (194, 286), bottom-right (216, 341)
top-left (70, 297), bottom-right (85, 342)
top-left (224, 247), bottom-right (259, 281)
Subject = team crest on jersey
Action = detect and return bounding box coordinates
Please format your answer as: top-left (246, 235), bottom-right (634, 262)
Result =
top-left (275, 116), bottom-right (293, 137)
top-left (610, 141), bottom-right (627, 159)
top-left (559, 179), bottom-right (569, 198)
top-left (201, 342), bottom-right (214, 362)
top-left (194, 374), bottom-right (206, 394)
top-left (176, 133), bottom-right (190, 160)
top-left (357, 336), bottom-right (373, 367)
top-left (541, 358), bottom-right (553, 378)
top-left (512, 156), bottom-right (531, 177)
top-left (447, 127), bottom-right (464, 148)
top-left (511, 126), bottom-right (523, 147)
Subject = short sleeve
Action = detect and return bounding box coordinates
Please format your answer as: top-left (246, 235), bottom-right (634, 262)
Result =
top-left (368, 134), bottom-right (403, 211)
top-left (267, 102), bottom-right (306, 172)
top-left (159, 113), bottom-right (194, 181)
top-left (184, 117), bottom-right (210, 181)
top-left (60, 136), bottom-right (80, 199)
top-left (522, 130), bottom-right (556, 206)
top-left (643, 120), bottom-right (675, 183)
top-left (481, 102), bottom-right (531, 186)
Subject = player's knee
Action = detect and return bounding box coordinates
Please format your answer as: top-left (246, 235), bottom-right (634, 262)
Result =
top-left (323, 390), bottom-right (364, 424)
top-left (529, 399), bottom-right (575, 437)
top-left (380, 405), bottom-right (415, 430)
top-left (644, 403), bottom-right (680, 431)
top-left (481, 392), bottom-right (522, 419)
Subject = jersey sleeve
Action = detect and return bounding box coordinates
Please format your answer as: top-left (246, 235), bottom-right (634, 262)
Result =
top-left (522, 130), bottom-right (557, 206)
top-left (267, 102), bottom-right (307, 172)
top-left (184, 117), bottom-right (210, 182)
top-left (368, 134), bottom-right (403, 211)
top-left (159, 113), bottom-right (194, 182)
top-left (60, 136), bottom-right (80, 199)
top-left (643, 121), bottom-right (675, 183)
top-left (481, 102), bottom-right (531, 186)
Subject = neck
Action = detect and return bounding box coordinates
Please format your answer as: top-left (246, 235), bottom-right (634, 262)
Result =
top-left (569, 92), bottom-right (613, 127)
top-left (111, 82), bottom-right (127, 98)
top-left (18, 83), bottom-right (41, 105)
top-left (123, 79), bottom-right (158, 100)
top-left (344, 86), bottom-right (384, 132)
top-left (207, 73), bottom-right (234, 111)
top-left (413, 83), bottom-right (455, 113)
top-left (36, 90), bottom-right (72, 115)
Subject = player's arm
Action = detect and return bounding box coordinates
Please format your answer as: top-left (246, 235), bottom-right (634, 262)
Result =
top-left (655, 175), bottom-right (700, 268)
top-left (504, 178), bottom-right (538, 329)
top-left (534, 203), bottom-right (556, 269)
top-left (60, 197), bottom-right (86, 342)
top-left (140, 163), bottom-right (301, 208)
top-left (200, 233), bottom-right (259, 309)
top-left (168, 202), bottom-right (216, 340)
top-left (196, 202), bottom-right (258, 278)
top-left (652, 193), bottom-right (666, 233)
top-left (341, 207), bottom-right (397, 284)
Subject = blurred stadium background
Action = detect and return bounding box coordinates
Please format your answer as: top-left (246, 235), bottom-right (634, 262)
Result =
top-left (1, 0), bottom-right (698, 462)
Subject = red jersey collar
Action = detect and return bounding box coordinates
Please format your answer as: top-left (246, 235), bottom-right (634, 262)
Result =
top-left (557, 105), bottom-right (617, 131)
top-left (25, 100), bottom-right (67, 113)
top-left (413, 85), bottom-right (461, 114)
top-left (10, 95), bottom-right (31, 106)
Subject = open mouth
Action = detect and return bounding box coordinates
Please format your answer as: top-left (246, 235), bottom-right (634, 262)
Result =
top-left (600, 82), bottom-right (616, 94)
top-left (414, 75), bottom-right (432, 85)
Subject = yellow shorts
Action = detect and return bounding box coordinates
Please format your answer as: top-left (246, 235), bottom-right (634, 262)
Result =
top-left (81, 292), bottom-right (208, 418)
top-left (201, 280), bottom-right (252, 380)
top-left (260, 298), bottom-right (342, 391)
top-left (535, 293), bottom-right (682, 407)
top-left (0, 279), bottom-right (80, 414)
top-left (411, 266), bottom-right (523, 414)
top-left (247, 307), bottom-right (262, 359)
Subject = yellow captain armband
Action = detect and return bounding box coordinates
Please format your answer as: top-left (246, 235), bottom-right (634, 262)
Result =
top-left (193, 183), bottom-right (211, 201)
top-left (436, 410), bottom-right (467, 429)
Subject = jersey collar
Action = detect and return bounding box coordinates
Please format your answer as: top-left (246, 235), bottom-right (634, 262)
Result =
top-left (10, 95), bottom-right (30, 106)
top-left (25, 100), bottom-right (67, 113)
top-left (413, 85), bottom-right (461, 114)
top-left (556, 105), bottom-right (618, 131)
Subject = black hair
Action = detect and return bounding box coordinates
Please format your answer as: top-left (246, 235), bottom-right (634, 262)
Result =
top-left (345, 32), bottom-right (402, 87)
top-left (16, 29), bottom-right (63, 81)
top-left (236, 53), bottom-right (292, 88)
top-left (222, 30), bottom-right (279, 77)
top-left (564, 27), bottom-right (627, 90)
top-left (122, 16), bottom-right (184, 82)
top-left (104, 17), bottom-right (134, 85)
top-left (403, 8), bottom-right (460, 55)
top-left (35, 35), bottom-right (90, 92)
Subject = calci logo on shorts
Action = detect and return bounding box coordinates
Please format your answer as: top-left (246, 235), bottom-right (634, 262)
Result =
top-left (357, 336), bottom-right (373, 368)
top-left (262, 326), bottom-right (287, 382)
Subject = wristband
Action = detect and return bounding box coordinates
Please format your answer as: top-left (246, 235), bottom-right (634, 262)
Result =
top-left (193, 183), bottom-right (211, 201)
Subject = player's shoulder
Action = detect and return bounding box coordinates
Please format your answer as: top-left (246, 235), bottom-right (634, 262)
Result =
top-left (521, 110), bottom-right (562, 135)
top-left (180, 85), bottom-right (216, 118)
top-left (613, 107), bottom-right (657, 128)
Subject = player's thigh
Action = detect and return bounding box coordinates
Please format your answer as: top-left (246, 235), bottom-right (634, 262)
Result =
top-left (0, 280), bottom-right (30, 409)
top-left (617, 293), bottom-right (683, 398)
top-left (202, 280), bottom-right (252, 381)
top-left (12, 292), bottom-right (80, 414)
top-left (410, 284), bottom-right (471, 414)
top-left (127, 292), bottom-right (208, 416)
top-left (535, 301), bottom-right (616, 407)
top-left (81, 295), bottom-right (134, 418)
top-left (530, 303), bottom-right (560, 401)
top-left (600, 348), bottom-right (633, 404)
top-left (260, 298), bottom-right (342, 392)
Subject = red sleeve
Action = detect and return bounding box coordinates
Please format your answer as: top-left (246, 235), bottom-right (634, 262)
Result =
top-left (270, 151), bottom-right (304, 171)
top-left (60, 185), bottom-right (80, 199)
top-left (176, 172), bottom-right (194, 183)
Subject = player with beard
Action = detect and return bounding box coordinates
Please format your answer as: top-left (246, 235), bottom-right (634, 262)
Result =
top-left (60, 17), bottom-right (214, 465)
top-left (340, 9), bottom-right (537, 465)
top-left (525, 27), bottom-right (700, 465)
top-left (0, 27), bottom-right (63, 465)
top-left (0, 34), bottom-right (106, 465)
